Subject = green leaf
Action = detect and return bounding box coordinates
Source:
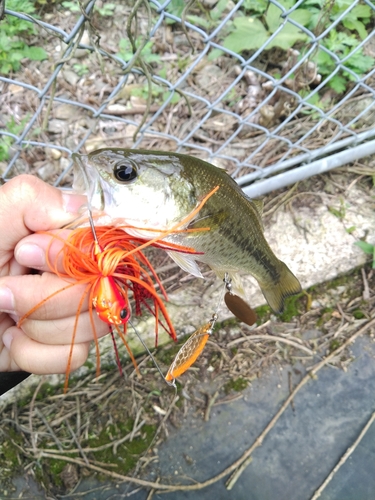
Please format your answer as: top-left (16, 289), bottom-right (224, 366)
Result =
top-left (62, 1), bottom-right (80, 12)
top-left (208, 48), bottom-right (224, 61)
top-left (222, 17), bottom-right (267, 53)
top-left (316, 49), bottom-right (334, 73)
top-left (355, 241), bottom-right (374, 254)
top-left (328, 75), bottom-right (347, 94)
top-left (25, 46), bottom-right (48, 61)
top-left (187, 15), bottom-right (210, 29)
top-left (166, 0), bottom-right (184, 23)
top-left (267, 23), bottom-right (308, 50)
top-left (351, 4), bottom-right (371, 19)
top-left (343, 18), bottom-right (367, 40)
top-left (265, 2), bottom-right (283, 34)
top-left (289, 8), bottom-right (312, 26)
top-left (9, 51), bottom-right (24, 62)
top-left (346, 51), bottom-right (374, 74)
top-left (163, 91), bottom-right (180, 104)
top-left (243, 0), bottom-right (268, 15)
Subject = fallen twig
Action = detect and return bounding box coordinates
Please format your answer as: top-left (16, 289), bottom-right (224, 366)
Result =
top-left (227, 334), bottom-right (315, 356)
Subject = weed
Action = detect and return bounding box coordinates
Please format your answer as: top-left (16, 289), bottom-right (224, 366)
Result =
top-left (355, 241), bottom-right (375, 268)
top-left (73, 63), bottom-right (89, 76)
top-left (187, 0), bottom-right (227, 31)
top-left (213, 0), bottom-right (312, 58)
top-left (62, 1), bottom-right (115, 16)
top-left (61, 1), bottom-right (80, 12)
top-left (316, 29), bottom-right (374, 93)
top-left (328, 199), bottom-right (347, 220)
top-left (117, 39), bottom-right (161, 65)
top-left (0, 115), bottom-right (30, 161)
top-left (208, 0), bottom-right (374, 96)
top-left (1, 0), bottom-right (47, 74)
top-left (95, 2), bottom-right (116, 17)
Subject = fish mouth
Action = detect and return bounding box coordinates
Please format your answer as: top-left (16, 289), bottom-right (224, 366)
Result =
top-left (72, 153), bottom-right (104, 211)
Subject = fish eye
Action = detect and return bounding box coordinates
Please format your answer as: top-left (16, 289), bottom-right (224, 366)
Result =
top-left (113, 161), bottom-right (137, 183)
top-left (120, 308), bottom-right (128, 319)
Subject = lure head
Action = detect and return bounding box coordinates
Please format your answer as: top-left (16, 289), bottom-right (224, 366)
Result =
top-left (92, 276), bottom-right (131, 325)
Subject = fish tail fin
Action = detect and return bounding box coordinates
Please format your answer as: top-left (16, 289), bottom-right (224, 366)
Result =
top-left (260, 261), bottom-right (301, 314)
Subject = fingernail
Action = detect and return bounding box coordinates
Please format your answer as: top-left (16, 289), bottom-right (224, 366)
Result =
top-left (0, 286), bottom-right (16, 314)
top-left (16, 243), bottom-right (46, 268)
top-left (2, 331), bottom-right (13, 350)
top-left (62, 193), bottom-right (86, 214)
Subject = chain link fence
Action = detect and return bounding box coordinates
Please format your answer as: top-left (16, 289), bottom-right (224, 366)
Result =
top-left (1, 0), bottom-right (375, 197)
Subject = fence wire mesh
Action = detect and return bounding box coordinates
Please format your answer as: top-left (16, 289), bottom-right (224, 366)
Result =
top-left (1, 0), bottom-right (375, 197)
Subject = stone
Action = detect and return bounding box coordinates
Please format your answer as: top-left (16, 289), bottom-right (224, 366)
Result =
top-left (48, 119), bottom-right (66, 134)
top-left (62, 69), bottom-right (80, 87)
top-left (55, 104), bottom-right (78, 120)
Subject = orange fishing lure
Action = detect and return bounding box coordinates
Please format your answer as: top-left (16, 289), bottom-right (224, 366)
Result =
top-left (165, 321), bottom-right (214, 383)
top-left (164, 272), bottom-right (258, 383)
top-left (18, 185), bottom-right (220, 391)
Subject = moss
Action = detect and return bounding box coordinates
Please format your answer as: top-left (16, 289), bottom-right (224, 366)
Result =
top-left (353, 309), bottom-right (365, 319)
top-left (35, 382), bottom-right (64, 400)
top-left (279, 293), bottom-right (307, 322)
top-left (255, 304), bottom-right (272, 324)
top-left (307, 267), bottom-right (364, 300)
top-left (316, 307), bottom-right (334, 327)
top-left (0, 427), bottom-right (23, 482)
top-left (224, 377), bottom-right (248, 394)
top-left (83, 359), bottom-right (95, 370)
top-left (88, 420), bottom-right (157, 475)
top-left (46, 459), bottom-right (65, 487)
top-left (217, 317), bottom-right (240, 329)
top-left (156, 341), bottom-right (184, 366)
top-left (330, 339), bottom-right (341, 351)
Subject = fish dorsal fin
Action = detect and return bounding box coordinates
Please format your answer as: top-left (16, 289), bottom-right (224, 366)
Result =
top-left (166, 251), bottom-right (203, 278)
top-left (252, 198), bottom-right (264, 217)
top-left (243, 196), bottom-right (264, 230)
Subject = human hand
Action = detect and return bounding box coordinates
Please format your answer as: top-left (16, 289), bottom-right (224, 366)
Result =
top-left (0, 175), bottom-right (109, 374)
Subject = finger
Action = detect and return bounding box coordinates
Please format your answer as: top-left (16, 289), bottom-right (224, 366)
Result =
top-left (2, 326), bottom-right (90, 374)
top-left (1, 257), bottom-right (28, 278)
top-left (0, 175), bottom-right (86, 268)
top-left (0, 273), bottom-right (93, 320)
top-left (19, 309), bottom-right (110, 345)
top-left (0, 313), bottom-right (16, 371)
top-left (15, 230), bottom-right (72, 274)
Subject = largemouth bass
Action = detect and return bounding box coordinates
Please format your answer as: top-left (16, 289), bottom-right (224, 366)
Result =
top-left (72, 148), bottom-right (301, 313)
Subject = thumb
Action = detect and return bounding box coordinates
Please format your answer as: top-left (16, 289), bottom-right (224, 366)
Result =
top-left (0, 175), bottom-right (86, 263)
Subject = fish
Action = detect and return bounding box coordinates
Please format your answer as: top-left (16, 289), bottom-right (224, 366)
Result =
top-left (72, 148), bottom-right (302, 313)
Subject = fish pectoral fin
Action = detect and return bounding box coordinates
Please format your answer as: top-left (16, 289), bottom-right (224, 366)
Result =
top-left (166, 251), bottom-right (203, 278)
top-left (260, 261), bottom-right (302, 314)
top-left (188, 211), bottom-right (229, 232)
